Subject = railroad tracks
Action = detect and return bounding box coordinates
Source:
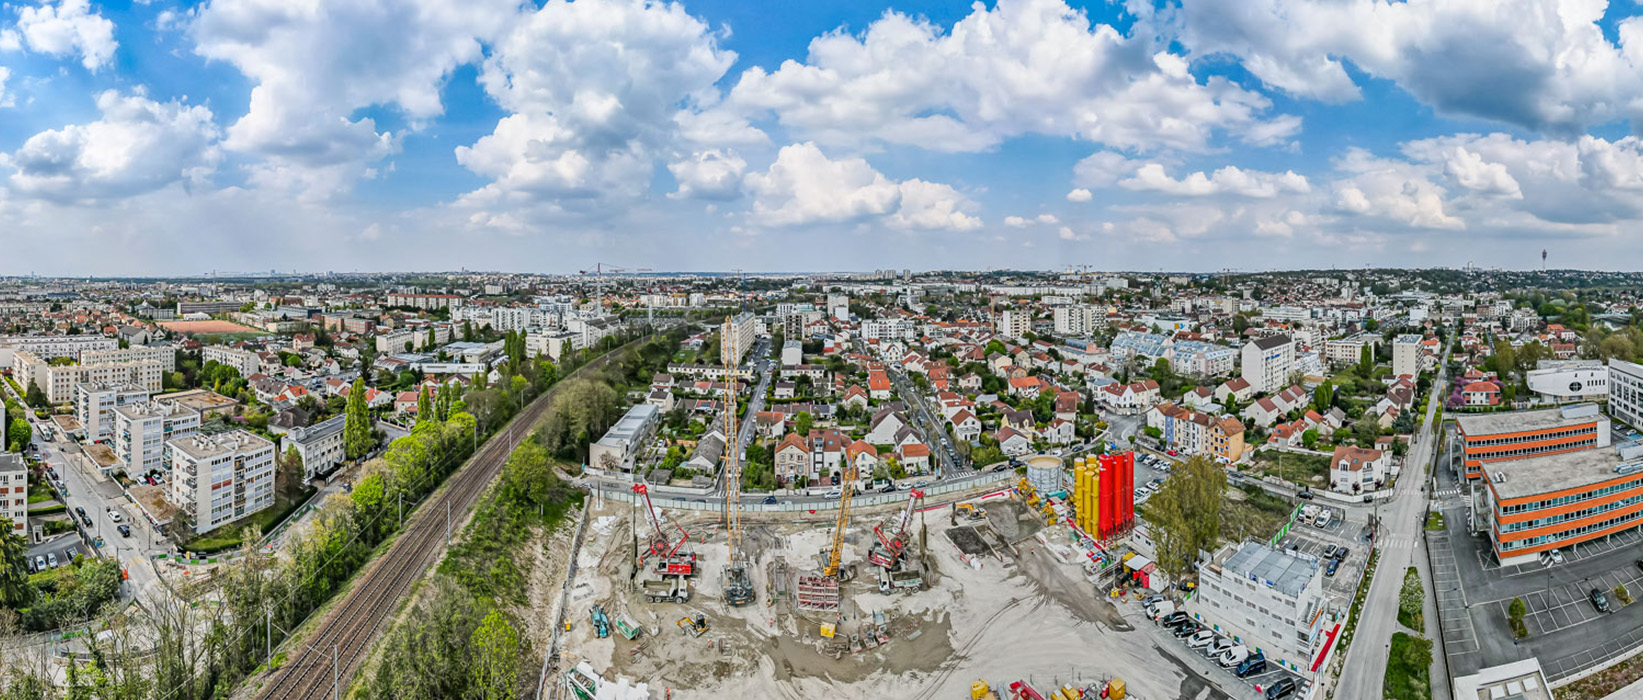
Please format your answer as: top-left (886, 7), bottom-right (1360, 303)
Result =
top-left (254, 349), bottom-right (625, 700)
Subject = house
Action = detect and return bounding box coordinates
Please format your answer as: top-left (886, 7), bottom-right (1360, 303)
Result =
top-left (774, 429), bottom-right (854, 485)
top-left (1182, 386), bottom-right (1216, 410)
top-left (949, 409), bottom-right (982, 441)
top-left (1007, 375), bottom-right (1046, 398)
top-left (1100, 379), bottom-right (1161, 413)
top-left (1462, 381), bottom-right (1502, 406)
top-left (865, 409), bottom-right (910, 444)
top-left (958, 373), bottom-right (983, 392)
top-left (645, 388), bottom-right (675, 412)
top-left (840, 385), bottom-right (870, 409)
top-left (1054, 390), bottom-right (1082, 421)
top-left (754, 411), bottom-right (787, 438)
top-left (867, 371), bottom-right (893, 400)
top-left (773, 381), bottom-right (796, 399)
top-left (1330, 446), bottom-right (1388, 494)
top-left (1270, 420), bottom-right (1308, 449)
top-left (896, 443), bottom-right (931, 472)
top-left (1043, 418), bottom-right (1075, 445)
top-left (1270, 385), bottom-right (1309, 414)
top-left (848, 440), bottom-right (879, 474)
top-left (1244, 398), bottom-right (1284, 428)
top-left (995, 427), bottom-right (1032, 456)
top-left (395, 391), bottom-right (420, 414)
top-left (1000, 408), bottom-right (1036, 434)
top-left (1215, 377), bottom-right (1255, 406)
top-left (988, 353), bottom-right (1015, 375)
top-left (1208, 416), bottom-right (1246, 463)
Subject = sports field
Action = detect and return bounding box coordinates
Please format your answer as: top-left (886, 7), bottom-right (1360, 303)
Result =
top-left (161, 320), bottom-right (262, 334)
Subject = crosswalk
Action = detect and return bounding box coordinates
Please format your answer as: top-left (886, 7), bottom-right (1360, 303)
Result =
top-left (1434, 487), bottom-right (1463, 498)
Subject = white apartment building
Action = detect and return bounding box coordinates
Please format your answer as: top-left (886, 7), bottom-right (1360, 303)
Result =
top-left (526, 328), bottom-right (578, 361)
top-left (376, 329), bottom-right (416, 353)
top-left (202, 346), bottom-right (261, 378)
top-left (827, 293), bottom-right (850, 321)
top-left (1323, 334), bottom-right (1379, 368)
top-left (1610, 359), bottom-right (1643, 429)
top-left (0, 453), bottom-right (25, 537)
top-left (75, 383), bottom-right (151, 442)
top-left (1198, 542), bottom-right (1330, 673)
top-left (1053, 304), bottom-right (1104, 337)
top-left (1239, 335), bottom-right (1295, 394)
top-left (83, 345), bottom-right (176, 371)
top-left (0, 335), bottom-right (116, 364)
top-left (566, 314), bottom-right (619, 350)
top-left (997, 308), bottom-right (1031, 340)
top-left (168, 430), bottom-right (276, 534)
top-left (860, 318), bottom-right (917, 341)
top-left (13, 350), bottom-right (164, 404)
top-left (722, 311), bottom-right (758, 363)
top-left (490, 306), bottom-right (555, 332)
top-left (113, 401), bottom-right (201, 477)
top-left (1263, 306), bottom-right (1312, 323)
top-left (587, 404), bottom-right (661, 472)
top-left (280, 414), bottom-right (346, 481)
top-left (1392, 334), bottom-right (1424, 378)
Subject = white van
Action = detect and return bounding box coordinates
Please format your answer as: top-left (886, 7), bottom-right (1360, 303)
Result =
top-left (1315, 509), bottom-right (1332, 528)
top-left (1216, 645), bottom-right (1249, 667)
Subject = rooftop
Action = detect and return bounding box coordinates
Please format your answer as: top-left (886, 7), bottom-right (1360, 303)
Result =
top-left (1482, 444), bottom-right (1630, 500)
top-left (286, 413), bottom-right (346, 444)
top-left (172, 430), bottom-right (273, 460)
top-left (1455, 403), bottom-right (1602, 437)
top-left (1216, 541), bottom-right (1319, 599)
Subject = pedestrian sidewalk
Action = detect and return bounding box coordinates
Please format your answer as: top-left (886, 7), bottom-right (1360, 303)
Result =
top-left (1415, 534), bottom-right (1453, 700)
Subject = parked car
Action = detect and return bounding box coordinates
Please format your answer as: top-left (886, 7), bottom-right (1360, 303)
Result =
top-left (1205, 637), bottom-right (1235, 657)
top-left (1236, 653), bottom-right (1268, 678)
top-left (1315, 510), bottom-right (1333, 528)
top-left (1592, 588), bottom-right (1612, 613)
top-left (46, 553), bottom-right (58, 568)
top-left (1325, 559), bottom-right (1341, 577)
top-left (1323, 544), bottom-right (1338, 559)
top-left (823, 489), bottom-right (842, 500)
top-left (74, 506), bottom-right (87, 519)
top-left (1186, 630), bottom-right (1216, 649)
top-left (1265, 678), bottom-right (1298, 700)
top-left (1297, 489), bottom-right (1314, 500)
top-left (1551, 549), bottom-right (1565, 565)
top-left (762, 496), bottom-right (778, 505)
top-left (33, 555), bottom-right (45, 572)
top-left (79, 514), bottom-right (93, 527)
top-left (117, 524), bottom-right (131, 537)
top-left (879, 484), bottom-right (898, 493)
top-left (1172, 622), bottom-right (1201, 638)
top-left (1215, 645), bottom-right (1249, 667)
top-left (1160, 611), bottom-right (1189, 628)
top-left (913, 480), bottom-right (929, 488)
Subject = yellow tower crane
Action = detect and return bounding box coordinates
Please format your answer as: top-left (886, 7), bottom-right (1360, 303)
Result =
top-left (824, 452), bottom-right (862, 579)
top-left (721, 315), bottom-right (755, 606)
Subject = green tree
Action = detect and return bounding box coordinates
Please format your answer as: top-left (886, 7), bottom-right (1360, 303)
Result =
top-left (1301, 429), bottom-right (1319, 450)
top-left (344, 378), bottom-right (376, 460)
top-left (277, 446), bottom-right (306, 500)
top-left (1398, 566), bottom-right (1425, 627)
top-left (1313, 381), bottom-right (1334, 412)
top-left (24, 379), bottom-right (46, 408)
top-left (0, 517), bottom-right (32, 608)
top-left (793, 411), bottom-right (813, 437)
top-left (470, 609), bottom-right (521, 700)
top-left (1141, 455), bottom-right (1225, 580)
top-left (1359, 344), bottom-right (1374, 375)
top-left (417, 386), bottom-right (431, 424)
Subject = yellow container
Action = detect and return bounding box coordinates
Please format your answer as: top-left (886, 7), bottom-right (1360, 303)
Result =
top-left (820, 623), bottom-right (835, 638)
top-left (971, 681), bottom-right (992, 699)
top-left (1108, 678), bottom-right (1126, 699)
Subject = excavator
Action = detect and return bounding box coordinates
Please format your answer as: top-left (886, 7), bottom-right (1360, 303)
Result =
top-left (676, 613), bottom-right (709, 638)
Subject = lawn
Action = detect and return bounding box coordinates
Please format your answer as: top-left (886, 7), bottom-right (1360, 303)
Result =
top-left (1425, 512), bottom-right (1446, 531)
top-left (180, 489), bottom-right (315, 555)
top-left (1384, 632), bottom-right (1434, 700)
top-left (1251, 449), bottom-right (1332, 486)
top-left (1220, 484), bottom-right (1294, 543)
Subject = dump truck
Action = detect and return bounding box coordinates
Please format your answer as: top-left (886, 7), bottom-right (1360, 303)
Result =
top-left (642, 576), bottom-right (691, 604)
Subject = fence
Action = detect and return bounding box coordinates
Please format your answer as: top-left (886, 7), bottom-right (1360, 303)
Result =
top-left (535, 503), bottom-right (593, 700)
top-left (589, 470), bottom-right (1016, 514)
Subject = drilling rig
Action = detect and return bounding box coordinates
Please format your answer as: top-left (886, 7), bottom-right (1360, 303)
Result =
top-left (867, 489), bottom-right (923, 570)
top-left (632, 483), bottom-right (695, 576)
top-left (721, 315), bottom-right (756, 607)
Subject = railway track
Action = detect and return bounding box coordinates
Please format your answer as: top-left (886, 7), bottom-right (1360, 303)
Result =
top-left (254, 346), bottom-right (631, 700)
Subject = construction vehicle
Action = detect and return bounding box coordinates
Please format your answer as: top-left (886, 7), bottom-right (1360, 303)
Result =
top-left (676, 613), bottom-right (708, 637)
top-left (955, 503), bottom-right (987, 520)
top-left (642, 576), bottom-right (692, 603)
top-left (1008, 680), bottom-right (1046, 700)
top-left (971, 681), bottom-right (1002, 700)
top-left (633, 483), bottom-right (691, 566)
top-left (590, 605), bottom-right (610, 639)
top-left (652, 552), bottom-right (698, 577)
top-left (867, 489), bottom-right (923, 570)
top-left (720, 317), bottom-right (756, 607)
top-left (1050, 685), bottom-right (1084, 700)
top-left (824, 452), bottom-right (864, 579)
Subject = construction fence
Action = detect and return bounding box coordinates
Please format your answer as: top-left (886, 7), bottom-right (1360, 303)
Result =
top-left (588, 470), bottom-right (1017, 514)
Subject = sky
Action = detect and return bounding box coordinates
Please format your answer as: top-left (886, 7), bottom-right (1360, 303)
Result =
top-left (4, 0), bottom-right (1643, 276)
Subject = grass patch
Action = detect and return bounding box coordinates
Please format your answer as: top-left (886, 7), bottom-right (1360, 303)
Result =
top-left (1251, 449), bottom-right (1331, 484)
top-left (1398, 566), bottom-right (1424, 630)
top-left (1425, 512), bottom-right (1445, 531)
top-left (1561, 648), bottom-right (1643, 700)
top-left (1384, 632), bottom-right (1434, 700)
top-left (1220, 483), bottom-right (1294, 543)
top-left (27, 503), bottom-right (65, 516)
top-left (180, 489), bottom-right (314, 555)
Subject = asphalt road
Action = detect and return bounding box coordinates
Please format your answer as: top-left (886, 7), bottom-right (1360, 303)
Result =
top-left (884, 364), bottom-right (970, 477)
top-left (1336, 335), bottom-right (1450, 700)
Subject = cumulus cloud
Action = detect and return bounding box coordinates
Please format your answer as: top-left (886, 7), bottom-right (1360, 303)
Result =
top-left (1072, 151), bottom-right (1140, 189)
top-left (744, 142), bottom-right (979, 231)
top-left (668, 149), bottom-right (747, 200)
top-left (1119, 163), bottom-right (1311, 197)
top-left (1057, 226), bottom-right (1089, 241)
top-left (192, 0), bottom-right (522, 195)
top-left (724, 0), bottom-right (1298, 153)
top-left (6, 0), bottom-right (117, 71)
top-left (0, 67), bottom-right (10, 108)
top-left (1329, 148), bottom-right (1464, 230)
top-left (456, 0), bottom-right (737, 216)
top-left (1005, 213), bottom-right (1060, 227)
top-left (1, 89), bottom-right (219, 202)
top-left (1066, 188), bottom-right (1093, 202)
top-left (1174, 0), bottom-right (1643, 135)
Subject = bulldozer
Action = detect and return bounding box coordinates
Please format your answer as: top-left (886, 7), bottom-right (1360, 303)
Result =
top-left (676, 613), bottom-right (709, 638)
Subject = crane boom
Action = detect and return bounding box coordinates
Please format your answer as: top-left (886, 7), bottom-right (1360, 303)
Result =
top-left (824, 452), bottom-right (861, 578)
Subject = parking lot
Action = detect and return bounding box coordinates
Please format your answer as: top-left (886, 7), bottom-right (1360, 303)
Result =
top-left (1136, 602), bottom-right (1308, 700)
top-left (1501, 565), bottom-right (1643, 637)
top-left (1273, 504), bottom-right (1367, 598)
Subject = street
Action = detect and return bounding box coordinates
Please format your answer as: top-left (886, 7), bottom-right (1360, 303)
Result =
top-left (884, 364), bottom-right (971, 477)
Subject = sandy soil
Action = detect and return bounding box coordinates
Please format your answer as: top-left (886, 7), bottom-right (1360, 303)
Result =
top-left (559, 495), bottom-right (1229, 700)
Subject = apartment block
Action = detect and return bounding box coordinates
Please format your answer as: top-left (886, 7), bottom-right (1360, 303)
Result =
top-left (385, 293), bottom-right (464, 310)
top-left (113, 401), bottom-right (202, 477)
top-left (1392, 334), bottom-right (1424, 378)
top-left (83, 345), bottom-right (176, 371)
top-left (202, 346), bottom-right (261, 377)
top-left (0, 453), bottom-right (25, 536)
top-left (1239, 335), bottom-right (1295, 394)
top-left (13, 350), bottom-right (164, 404)
top-left (0, 335), bottom-right (116, 364)
top-left (997, 308), bottom-right (1031, 340)
top-left (281, 414), bottom-right (346, 481)
top-left (75, 383), bottom-right (151, 442)
top-left (722, 311), bottom-right (758, 363)
top-left (168, 431), bottom-right (276, 534)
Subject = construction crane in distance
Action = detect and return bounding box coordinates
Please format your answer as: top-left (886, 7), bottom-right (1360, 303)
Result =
top-left (579, 262), bottom-right (653, 309)
top-left (721, 315), bottom-right (755, 606)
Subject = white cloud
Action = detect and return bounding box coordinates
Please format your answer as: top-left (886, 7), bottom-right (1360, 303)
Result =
top-left (1005, 213), bottom-right (1060, 227)
top-left (1328, 148), bottom-right (1463, 230)
top-left (7, 0), bottom-right (117, 71)
top-left (668, 149), bottom-right (747, 201)
top-left (1, 89), bottom-right (219, 202)
top-left (725, 0), bottom-right (1299, 153)
top-left (0, 67), bottom-right (11, 108)
top-left (1119, 163), bottom-right (1311, 197)
top-left (1175, 0), bottom-right (1643, 135)
top-left (744, 142), bottom-right (979, 231)
top-left (456, 0), bottom-right (738, 216)
top-left (1072, 151), bottom-right (1140, 188)
top-left (1066, 188), bottom-right (1093, 202)
top-left (1057, 225), bottom-right (1089, 241)
top-left (1436, 146), bottom-right (1523, 198)
top-left (192, 0), bottom-right (522, 196)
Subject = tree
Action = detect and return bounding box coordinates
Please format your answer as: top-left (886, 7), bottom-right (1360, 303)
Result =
top-left (1313, 381), bottom-right (1334, 412)
top-left (277, 447), bottom-right (306, 500)
top-left (1353, 418), bottom-right (1380, 447)
top-left (793, 411), bottom-right (814, 437)
top-left (417, 386), bottom-right (431, 424)
top-left (1398, 566), bottom-right (1425, 627)
top-left (1301, 429), bottom-right (1319, 450)
top-left (23, 380), bottom-right (45, 408)
top-left (1141, 455), bottom-right (1225, 580)
top-left (0, 517), bottom-right (32, 608)
top-left (470, 609), bottom-right (521, 700)
top-left (1359, 344), bottom-right (1374, 375)
top-left (344, 378), bottom-right (376, 460)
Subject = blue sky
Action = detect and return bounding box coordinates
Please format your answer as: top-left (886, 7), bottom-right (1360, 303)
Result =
top-left (3, 0), bottom-right (1643, 275)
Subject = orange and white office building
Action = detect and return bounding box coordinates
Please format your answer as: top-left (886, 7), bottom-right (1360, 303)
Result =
top-left (1457, 404), bottom-right (1643, 565)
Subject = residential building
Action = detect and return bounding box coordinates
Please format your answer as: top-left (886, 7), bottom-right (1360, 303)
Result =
top-left (1525, 359), bottom-right (1607, 403)
top-left (176, 300), bottom-right (243, 315)
top-left (774, 428), bottom-right (853, 484)
top-left (1197, 542), bottom-right (1329, 673)
top-left (0, 335), bottom-right (116, 364)
top-left (75, 383), bottom-right (150, 442)
top-left (1169, 340), bottom-right (1237, 377)
top-left (1052, 304), bottom-right (1103, 337)
top-left (1392, 334), bottom-right (1424, 378)
top-left (83, 345), bottom-right (176, 371)
top-left (997, 308), bottom-right (1031, 340)
top-left (203, 346), bottom-right (261, 378)
top-left (0, 453), bottom-right (24, 536)
top-left (527, 328), bottom-right (578, 361)
top-left (587, 404), bottom-right (662, 472)
top-left (1239, 335), bottom-right (1294, 394)
top-left (113, 401), bottom-right (202, 477)
top-left (386, 293), bottom-right (464, 310)
top-left (1330, 446), bottom-right (1388, 494)
top-left (1109, 330), bottom-right (1171, 361)
top-left (1462, 381), bottom-right (1501, 406)
top-left (1323, 333), bottom-right (1379, 368)
top-left (1609, 359), bottom-right (1643, 429)
top-left (781, 340), bottom-right (802, 367)
top-left (281, 414), bottom-right (347, 481)
top-left (12, 350), bottom-right (164, 404)
top-left (168, 431), bottom-right (277, 534)
top-left (722, 311), bottom-right (758, 363)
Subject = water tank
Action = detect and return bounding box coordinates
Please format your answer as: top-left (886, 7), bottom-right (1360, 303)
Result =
top-left (1026, 455), bottom-right (1063, 496)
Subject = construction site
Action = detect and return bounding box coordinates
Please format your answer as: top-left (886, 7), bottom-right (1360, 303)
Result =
top-left (554, 445), bottom-right (1235, 700)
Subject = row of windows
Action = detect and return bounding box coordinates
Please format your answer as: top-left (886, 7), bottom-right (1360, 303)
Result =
top-left (1499, 508), bottom-right (1643, 550)
top-left (1500, 475), bottom-right (1643, 514)
top-left (1466, 425), bottom-right (1594, 448)
top-left (1470, 439), bottom-right (1594, 462)
top-left (1501, 492), bottom-right (1643, 532)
